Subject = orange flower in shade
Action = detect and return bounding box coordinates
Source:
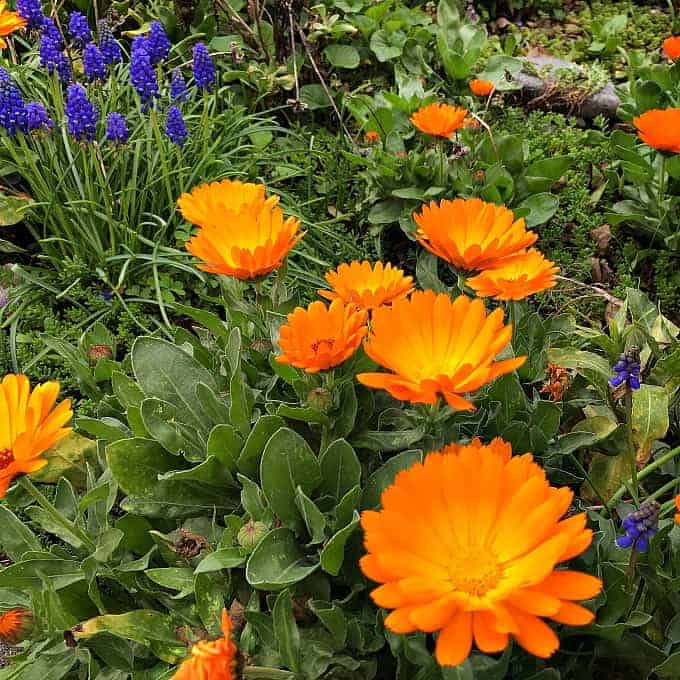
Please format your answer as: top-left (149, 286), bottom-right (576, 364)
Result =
top-left (0, 2), bottom-right (26, 49)
top-left (633, 109), bottom-right (680, 154)
top-left (365, 130), bottom-right (380, 144)
top-left (663, 36), bottom-right (680, 60)
top-left (411, 103), bottom-right (470, 138)
top-left (0, 608), bottom-right (33, 644)
top-left (0, 375), bottom-right (72, 498)
top-left (178, 179), bottom-right (303, 280)
top-left (319, 261), bottom-right (414, 311)
top-left (173, 610), bottom-right (240, 680)
top-left (276, 299), bottom-right (368, 373)
top-left (357, 291), bottom-right (525, 410)
top-left (360, 437), bottom-right (602, 667)
top-left (467, 249), bottom-right (559, 301)
top-left (675, 495), bottom-right (680, 524)
top-left (414, 198), bottom-right (538, 272)
top-left (469, 79), bottom-right (495, 96)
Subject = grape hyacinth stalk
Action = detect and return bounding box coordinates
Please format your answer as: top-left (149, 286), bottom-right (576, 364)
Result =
top-left (16, 0), bottom-right (44, 29)
top-left (39, 21), bottom-right (71, 83)
top-left (105, 112), bottom-right (128, 145)
top-left (0, 286), bottom-right (8, 309)
top-left (192, 42), bottom-right (215, 91)
top-left (83, 43), bottom-right (106, 82)
top-left (68, 11), bottom-right (91, 47)
top-left (147, 21), bottom-right (170, 65)
top-left (165, 105), bottom-right (188, 147)
top-left (130, 38), bottom-right (158, 108)
top-left (609, 348), bottom-right (641, 391)
top-left (0, 70), bottom-right (27, 136)
top-left (98, 21), bottom-right (121, 65)
top-left (25, 102), bottom-right (53, 132)
top-left (65, 83), bottom-right (98, 141)
top-left (170, 68), bottom-right (188, 102)
top-left (616, 500), bottom-right (660, 552)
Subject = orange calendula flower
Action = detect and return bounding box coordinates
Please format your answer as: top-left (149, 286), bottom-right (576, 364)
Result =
top-left (357, 291), bottom-right (525, 410)
top-left (0, 2), bottom-right (26, 49)
top-left (178, 179), bottom-right (303, 280)
top-left (663, 36), bottom-right (680, 60)
top-left (276, 299), bottom-right (368, 373)
top-left (173, 609), bottom-right (240, 680)
top-left (0, 608), bottom-right (33, 644)
top-left (469, 79), bottom-right (495, 96)
top-left (411, 103), bottom-right (470, 138)
top-left (467, 249), bottom-right (559, 300)
top-left (319, 261), bottom-right (414, 311)
top-left (675, 495), bottom-right (680, 524)
top-left (365, 130), bottom-right (380, 143)
top-left (633, 109), bottom-right (680, 154)
top-left (414, 198), bottom-right (538, 271)
top-left (360, 437), bottom-right (602, 667)
top-left (0, 374), bottom-right (72, 498)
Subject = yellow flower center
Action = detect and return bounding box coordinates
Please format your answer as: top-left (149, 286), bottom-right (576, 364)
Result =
top-left (446, 550), bottom-right (502, 597)
top-left (0, 449), bottom-right (14, 471)
top-left (311, 338), bottom-right (335, 354)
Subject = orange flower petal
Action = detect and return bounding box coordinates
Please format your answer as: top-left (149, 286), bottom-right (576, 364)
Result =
top-left (411, 103), bottom-right (469, 138)
top-left (633, 109), bottom-right (680, 154)
top-left (435, 611), bottom-right (473, 666)
top-left (469, 79), bottom-right (495, 96)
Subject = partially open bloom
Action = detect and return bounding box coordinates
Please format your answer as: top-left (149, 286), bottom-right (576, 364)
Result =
top-left (319, 261), bottom-right (414, 311)
top-left (469, 79), bottom-right (495, 96)
top-left (414, 198), bottom-right (537, 271)
top-left (172, 609), bottom-right (240, 680)
top-left (633, 109), bottom-right (680, 154)
top-left (365, 130), bottom-right (380, 144)
top-left (360, 438), bottom-right (601, 666)
top-left (616, 500), bottom-right (659, 552)
top-left (179, 179), bottom-right (303, 279)
top-left (663, 36), bottom-right (680, 61)
top-left (541, 363), bottom-right (570, 401)
top-left (411, 103), bottom-right (469, 138)
top-left (0, 608), bottom-right (33, 644)
top-left (357, 291), bottom-right (525, 410)
top-left (0, 374), bottom-right (73, 498)
top-left (609, 347), bottom-right (641, 391)
top-left (276, 299), bottom-right (368, 373)
top-left (171, 68), bottom-right (188, 102)
top-left (0, 2), bottom-right (26, 49)
top-left (467, 249), bottom-right (559, 300)
top-left (97, 21), bottom-right (121, 65)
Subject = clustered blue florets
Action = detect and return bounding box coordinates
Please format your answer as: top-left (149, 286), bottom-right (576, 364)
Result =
top-left (68, 11), bottom-right (91, 47)
top-left (16, 0), bottom-right (45, 29)
top-left (165, 105), bottom-right (188, 146)
top-left (616, 500), bottom-right (659, 552)
top-left (83, 43), bottom-right (105, 82)
top-left (170, 68), bottom-right (188, 102)
top-left (147, 21), bottom-right (171, 65)
top-left (25, 101), bottom-right (53, 131)
top-left (609, 349), bottom-right (641, 391)
top-left (130, 37), bottom-right (158, 107)
top-left (106, 112), bottom-right (128, 145)
top-left (192, 42), bottom-right (215, 90)
top-left (0, 69), bottom-right (27, 136)
top-left (39, 19), bottom-right (71, 83)
top-left (65, 83), bottom-right (98, 141)
top-left (98, 21), bottom-right (122, 65)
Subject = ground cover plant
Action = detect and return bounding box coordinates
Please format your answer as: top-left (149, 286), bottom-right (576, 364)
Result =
top-left (0, 1), bottom-right (680, 679)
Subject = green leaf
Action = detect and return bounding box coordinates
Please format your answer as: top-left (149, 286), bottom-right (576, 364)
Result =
top-left (632, 384), bottom-right (669, 464)
top-left (195, 572), bottom-right (226, 635)
top-left (31, 432), bottom-right (96, 488)
top-left (295, 487), bottom-right (327, 545)
top-left (324, 44), bottom-right (360, 69)
top-left (145, 568), bottom-right (195, 597)
top-left (361, 449), bottom-right (423, 509)
top-left (107, 438), bottom-right (234, 518)
top-left (239, 473), bottom-right (268, 521)
top-left (547, 347), bottom-right (612, 397)
top-left (516, 193), bottom-right (559, 228)
top-left (111, 371), bottom-right (144, 409)
top-left (308, 600), bottom-right (347, 648)
top-left (300, 84), bottom-right (332, 110)
top-left (194, 548), bottom-right (246, 574)
top-left (320, 511), bottom-right (360, 576)
top-left (351, 427), bottom-right (426, 452)
top-left (0, 506), bottom-right (41, 561)
top-left (0, 193), bottom-right (33, 226)
top-left (273, 590), bottom-right (301, 673)
top-left (207, 424), bottom-right (243, 472)
top-left (76, 416), bottom-right (130, 442)
top-left (246, 528), bottom-right (319, 590)
top-left (331, 382), bottom-right (358, 439)
top-left (318, 439), bottom-right (361, 503)
top-left (238, 415), bottom-right (286, 479)
top-left (370, 28), bottom-right (406, 62)
top-left (25, 507), bottom-right (85, 550)
top-left (132, 336), bottom-right (216, 433)
top-left (260, 428), bottom-right (322, 531)
top-left (276, 404), bottom-right (330, 426)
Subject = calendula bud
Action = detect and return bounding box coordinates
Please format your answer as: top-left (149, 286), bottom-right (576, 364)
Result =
top-left (250, 338), bottom-right (272, 355)
top-left (306, 387), bottom-right (333, 414)
top-left (87, 344), bottom-right (113, 362)
top-left (0, 608), bottom-right (33, 644)
top-left (237, 520), bottom-right (267, 551)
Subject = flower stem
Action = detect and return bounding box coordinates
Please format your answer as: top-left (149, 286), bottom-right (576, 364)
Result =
top-left (18, 476), bottom-right (96, 552)
top-left (624, 390), bottom-right (639, 504)
top-left (438, 139), bottom-right (446, 186)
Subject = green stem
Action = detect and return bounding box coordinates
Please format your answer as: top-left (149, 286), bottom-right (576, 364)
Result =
top-left (438, 139), bottom-right (446, 186)
top-left (624, 390), bottom-right (639, 504)
top-left (607, 443), bottom-right (680, 511)
top-left (243, 668), bottom-right (294, 679)
top-left (18, 476), bottom-right (96, 552)
top-left (659, 153), bottom-right (667, 211)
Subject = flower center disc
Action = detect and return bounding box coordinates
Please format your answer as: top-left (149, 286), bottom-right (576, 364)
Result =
top-left (0, 449), bottom-right (15, 471)
top-left (311, 338), bottom-right (335, 353)
top-left (447, 551), bottom-right (502, 597)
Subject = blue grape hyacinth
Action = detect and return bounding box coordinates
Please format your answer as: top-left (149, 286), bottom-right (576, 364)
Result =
top-left (192, 42), bottom-right (215, 91)
top-left (17, 0), bottom-right (45, 29)
top-left (147, 21), bottom-right (171, 65)
top-left (105, 112), bottom-right (128, 145)
top-left (0, 70), bottom-right (27, 136)
top-left (98, 21), bottom-right (121, 65)
top-left (165, 106), bottom-right (188, 146)
top-left (65, 83), bottom-right (98, 141)
top-left (83, 43), bottom-right (105, 82)
top-left (170, 68), bottom-right (188, 102)
top-left (609, 347), bottom-right (641, 391)
top-left (68, 11), bottom-right (91, 47)
top-left (616, 500), bottom-right (659, 552)
top-left (130, 37), bottom-right (158, 107)
top-left (25, 102), bottom-right (53, 132)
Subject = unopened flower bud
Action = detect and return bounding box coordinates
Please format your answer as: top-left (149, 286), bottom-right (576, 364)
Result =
top-left (87, 344), bottom-right (113, 363)
top-left (237, 520), bottom-right (267, 551)
top-left (306, 387), bottom-right (333, 413)
top-left (0, 608), bottom-right (33, 644)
